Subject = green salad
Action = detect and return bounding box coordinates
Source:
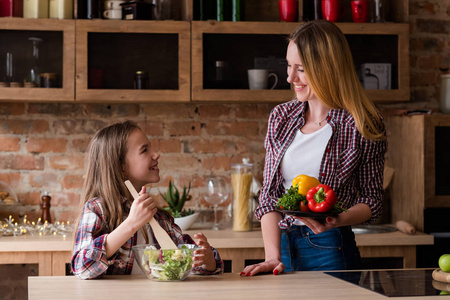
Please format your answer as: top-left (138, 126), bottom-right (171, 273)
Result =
top-left (144, 245), bottom-right (197, 281)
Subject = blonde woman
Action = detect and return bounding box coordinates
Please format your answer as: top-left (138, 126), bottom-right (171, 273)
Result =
top-left (71, 121), bottom-right (223, 279)
top-left (242, 20), bottom-right (386, 276)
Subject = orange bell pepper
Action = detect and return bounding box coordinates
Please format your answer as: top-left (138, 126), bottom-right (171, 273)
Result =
top-left (292, 175), bottom-right (321, 196)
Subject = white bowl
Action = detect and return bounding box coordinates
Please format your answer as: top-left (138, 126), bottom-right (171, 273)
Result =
top-left (174, 213), bottom-right (199, 231)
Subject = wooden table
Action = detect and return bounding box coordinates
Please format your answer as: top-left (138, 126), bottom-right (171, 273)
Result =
top-left (28, 271), bottom-right (442, 300)
top-left (0, 228), bottom-right (434, 276)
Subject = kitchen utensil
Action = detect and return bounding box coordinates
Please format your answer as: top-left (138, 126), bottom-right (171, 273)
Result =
top-left (203, 176), bottom-right (228, 230)
top-left (124, 180), bottom-right (177, 250)
top-left (395, 220), bottom-right (416, 235)
top-left (247, 69), bottom-right (278, 90)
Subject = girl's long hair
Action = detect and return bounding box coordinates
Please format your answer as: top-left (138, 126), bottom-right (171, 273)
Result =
top-left (290, 20), bottom-right (385, 141)
top-left (74, 120), bottom-right (148, 243)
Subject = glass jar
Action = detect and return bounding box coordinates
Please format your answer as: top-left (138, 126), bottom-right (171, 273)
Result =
top-left (134, 71), bottom-right (149, 89)
top-left (25, 37), bottom-right (43, 87)
top-left (231, 162), bottom-right (253, 231)
top-left (49, 0), bottom-right (73, 19)
top-left (23, 0), bottom-right (49, 18)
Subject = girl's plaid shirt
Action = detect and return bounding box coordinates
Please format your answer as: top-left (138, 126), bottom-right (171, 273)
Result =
top-left (72, 198), bottom-right (224, 279)
top-left (255, 100), bottom-right (387, 229)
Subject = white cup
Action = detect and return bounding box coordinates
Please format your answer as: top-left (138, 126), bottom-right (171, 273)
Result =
top-left (103, 0), bottom-right (124, 10)
top-left (247, 69), bottom-right (278, 90)
top-left (103, 8), bottom-right (122, 19)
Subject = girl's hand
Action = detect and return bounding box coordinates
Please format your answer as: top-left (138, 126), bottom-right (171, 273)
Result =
top-left (295, 215), bottom-right (340, 234)
top-left (128, 186), bottom-right (157, 230)
top-left (241, 259), bottom-right (285, 276)
top-left (192, 233), bottom-right (216, 271)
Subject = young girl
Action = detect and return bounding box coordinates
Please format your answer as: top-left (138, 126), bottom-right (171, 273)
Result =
top-left (71, 120), bottom-right (224, 279)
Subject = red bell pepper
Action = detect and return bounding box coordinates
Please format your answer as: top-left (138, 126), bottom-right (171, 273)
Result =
top-left (306, 184), bottom-right (337, 213)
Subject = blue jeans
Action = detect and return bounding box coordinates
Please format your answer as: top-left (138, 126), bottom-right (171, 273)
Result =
top-left (281, 225), bottom-right (361, 271)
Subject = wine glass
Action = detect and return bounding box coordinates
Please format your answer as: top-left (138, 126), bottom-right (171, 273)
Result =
top-left (204, 176), bottom-right (228, 230)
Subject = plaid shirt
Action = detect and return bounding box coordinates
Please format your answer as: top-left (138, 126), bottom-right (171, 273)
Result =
top-left (255, 100), bottom-right (386, 229)
top-left (71, 198), bottom-right (224, 279)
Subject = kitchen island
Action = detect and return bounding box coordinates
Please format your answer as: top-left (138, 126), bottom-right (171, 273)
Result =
top-left (28, 270), bottom-right (444, 299)
top-left (0, 227), bottom-right (434, 275)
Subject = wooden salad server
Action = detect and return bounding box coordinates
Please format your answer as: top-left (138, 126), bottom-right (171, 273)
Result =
top-left (124, 180), bottom-right (178, 249)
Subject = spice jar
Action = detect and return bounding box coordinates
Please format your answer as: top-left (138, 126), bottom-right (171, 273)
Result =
top-left (231, 162), bottom-right (253, 232)
top-left (134, 71), bottom-right (149, 89)
top-left (40, 73), bottom-right (57, 88)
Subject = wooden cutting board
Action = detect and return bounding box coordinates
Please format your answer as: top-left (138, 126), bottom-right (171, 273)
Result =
top-left (432, 269), bottom-right (450, 283)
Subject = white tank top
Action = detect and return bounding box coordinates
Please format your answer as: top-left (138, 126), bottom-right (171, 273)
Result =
top-left (281, 124), bottom-right (332, 190)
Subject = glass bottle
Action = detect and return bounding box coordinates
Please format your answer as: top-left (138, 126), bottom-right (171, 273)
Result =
top-left (25, 37), bottom-right (43, 87)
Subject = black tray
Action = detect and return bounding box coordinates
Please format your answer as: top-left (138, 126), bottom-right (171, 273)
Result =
top-left (277, 209), bottom-right (339, 218)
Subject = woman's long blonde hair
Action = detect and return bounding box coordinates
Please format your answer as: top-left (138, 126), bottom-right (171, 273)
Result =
top-left (74, 120), bottom-right (148, 243)
top-left (290, 20), bottom-right (385, 141)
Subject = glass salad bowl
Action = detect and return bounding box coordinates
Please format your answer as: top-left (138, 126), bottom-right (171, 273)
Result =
top-left (132, 244), bottom-right (199, 281)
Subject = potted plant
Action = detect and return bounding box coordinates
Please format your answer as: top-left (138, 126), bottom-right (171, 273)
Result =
top-left (160, 180), bottom-right (199, 230)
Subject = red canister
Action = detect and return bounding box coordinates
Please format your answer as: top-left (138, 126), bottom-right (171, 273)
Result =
top-left (0, 0), bottom-right (23, 17)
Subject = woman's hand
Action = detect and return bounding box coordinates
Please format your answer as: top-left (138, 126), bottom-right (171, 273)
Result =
top-left (295, 216), bottom-right (340, 235)
top-left (297, 203), bottom-right (372, 234)
top-left (192, 233), bottom-right (216, 271)
top-left (128, 186), bottom-right (157, 230)
top-left (240, 259), bottom-right (285, 276)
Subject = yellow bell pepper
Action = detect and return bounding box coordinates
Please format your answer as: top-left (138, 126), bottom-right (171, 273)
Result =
top-left (292, 174), bottom-right (321, 196)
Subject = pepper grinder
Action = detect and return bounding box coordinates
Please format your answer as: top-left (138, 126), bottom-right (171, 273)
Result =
top-left (41, 192), bottom-right (52, 223)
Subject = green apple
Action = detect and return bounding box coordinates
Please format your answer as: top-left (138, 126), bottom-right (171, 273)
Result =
top-left (439, 254), bottom-right (450, 272)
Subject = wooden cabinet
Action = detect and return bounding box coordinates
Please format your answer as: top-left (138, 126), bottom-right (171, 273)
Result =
top-left (75, 20), bottom-right (190, 102)
top-left (0, 0), bottom-right (410, 103)
top-left (192, 21), bottom-right (409, 102)
top-left (0, 18), bottom-right (75, 101)
top-left (387, 114), bottom-right (450, 232)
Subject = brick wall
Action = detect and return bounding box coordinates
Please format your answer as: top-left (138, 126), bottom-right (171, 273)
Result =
top-left (0, 0), bottom-right (449, 226)
top-left (393, 0), bottom-right (450, 109)
top-left (0, 102), bottom-right (275, 224)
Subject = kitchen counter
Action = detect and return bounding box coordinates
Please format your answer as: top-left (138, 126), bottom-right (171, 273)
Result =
top-left (0, 227), bottom-right (434, 275)
top-left (28, 271), bottom-right (443, 299)
top-left (185, 228), bottom-right (434, 271)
